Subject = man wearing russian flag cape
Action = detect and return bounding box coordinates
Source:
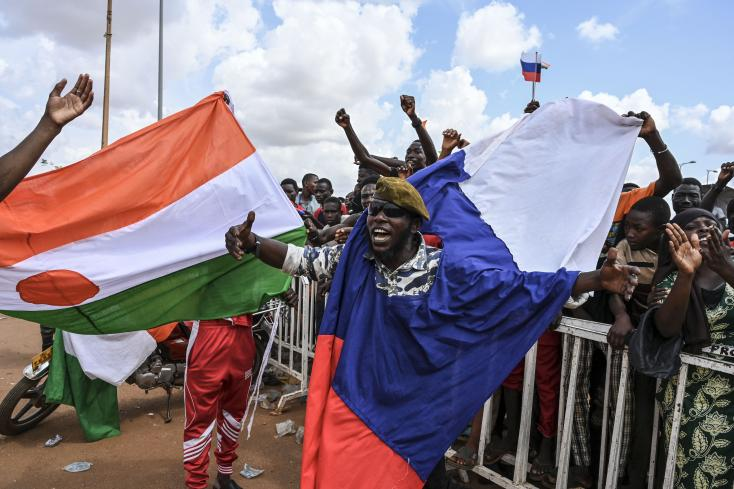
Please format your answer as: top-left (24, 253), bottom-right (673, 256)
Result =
top-left (226, 162), bottom-right (641, 487)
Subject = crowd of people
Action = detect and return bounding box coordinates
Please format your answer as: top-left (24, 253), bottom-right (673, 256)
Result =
top-left (269, 96), bottom-right (734, 489)
top-left (3, 74), bottom-right (734, 489)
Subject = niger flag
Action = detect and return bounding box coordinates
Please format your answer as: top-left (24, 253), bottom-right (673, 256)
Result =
top-left (0, 92), bottom-right (304, 333)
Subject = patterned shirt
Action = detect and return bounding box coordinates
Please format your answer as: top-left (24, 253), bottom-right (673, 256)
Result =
top-left (281, 235), bottom-right (442, 297)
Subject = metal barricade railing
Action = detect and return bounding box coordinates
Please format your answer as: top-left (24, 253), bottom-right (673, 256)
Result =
top-left (266, 277), bottom-right (318, 411)
top-left (446, 316), bottom-right (734, 489)
top-left (261, 289), bottom-right (734, 486)
top-left (661, 352), bottom-right (734, 487)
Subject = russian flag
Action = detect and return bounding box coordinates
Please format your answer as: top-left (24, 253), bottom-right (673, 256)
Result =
top-left (300, 99), bottom-right (643, 488)
top-left (521, 52), bottom-right (549, 82)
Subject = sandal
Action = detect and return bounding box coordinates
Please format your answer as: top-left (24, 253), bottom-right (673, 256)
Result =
top-left (483, 440), bottom-right (515, 465)
top-left (446, 445), bottom-right (477, 470)
top-left (528, 459), bottom-right (556, 488)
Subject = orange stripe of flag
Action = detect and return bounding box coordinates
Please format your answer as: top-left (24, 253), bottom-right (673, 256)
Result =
top-left (0, 92), bottom-right (255, 267)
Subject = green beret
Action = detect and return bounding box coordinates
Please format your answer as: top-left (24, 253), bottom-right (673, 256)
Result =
top-left (373, 176), bottom-right (430, 221)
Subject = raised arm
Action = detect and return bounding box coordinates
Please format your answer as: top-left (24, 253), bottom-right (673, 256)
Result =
top-left (624, 111), bottom-right (682, 197)
top-left (335, 109), bottom-right (396, 177)
top-left (226, 211), bottom-right (340, 282)
top-left (702, 162), bottom-right (734, 211)
top-left (0, 74), bottom-right (94, 202)
top-left (400, 95), bottom-right (438, 166)
top-left (439, 128), bottom-right (462, 160)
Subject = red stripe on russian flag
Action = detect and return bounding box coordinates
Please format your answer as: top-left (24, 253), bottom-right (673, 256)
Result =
top-left (300, 334), bottom-right (423, 489)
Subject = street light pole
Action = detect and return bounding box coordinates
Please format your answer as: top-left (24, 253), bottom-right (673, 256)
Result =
top-left (678, 160), bottom-right (696, 170)
top-left (707, 170), bottom-right (719, 185)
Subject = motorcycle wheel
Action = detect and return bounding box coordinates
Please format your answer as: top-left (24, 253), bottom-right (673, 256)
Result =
top-left (0, 374), bottom-right (59, 436)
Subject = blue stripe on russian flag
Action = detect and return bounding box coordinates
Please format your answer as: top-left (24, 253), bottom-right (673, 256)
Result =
top-left (521, 60), bottom-right (541, 74)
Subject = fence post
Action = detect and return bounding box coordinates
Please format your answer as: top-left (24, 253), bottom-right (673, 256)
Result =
top-left (647, 379), bottom-right (661, 489)
top-left (598, 346), bottom-right (613, 489)
top-left (604, 351), bottom-right (629, 489)
top-left (557, 333), bottom-right (571, 466)
top-left (476, 396), bottom-right (494, 472)
top-left (513, 342), bottom-right (538, 484)
top-left (662, 363), bottom-right (689, 487)
top-left (556, 336), bottom-right (582, 488)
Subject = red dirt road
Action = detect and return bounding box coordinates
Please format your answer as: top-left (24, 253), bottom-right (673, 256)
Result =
top-left (0, 317), bottom-right (305, 489)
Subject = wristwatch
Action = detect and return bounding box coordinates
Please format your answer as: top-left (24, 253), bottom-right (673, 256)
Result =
top-left (244, 234), bottom-right (261, 258)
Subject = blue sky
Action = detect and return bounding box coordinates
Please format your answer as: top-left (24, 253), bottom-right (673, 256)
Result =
top-left (1, 0), bottom-right (732, 193)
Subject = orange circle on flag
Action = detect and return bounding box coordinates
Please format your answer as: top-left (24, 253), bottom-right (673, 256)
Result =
top-left (17, 270), bottom-right (100, 306)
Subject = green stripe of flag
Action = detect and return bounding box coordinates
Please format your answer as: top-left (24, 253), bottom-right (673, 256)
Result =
top-left (45, 332), bottom-right (121, 441)
top-left (4, 228), bottom-right (305, 334)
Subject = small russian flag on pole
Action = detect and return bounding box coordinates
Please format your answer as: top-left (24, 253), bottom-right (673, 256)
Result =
top-left (520, 51), bottom-right (549, 82)
top-left (521, 51), bottom-right (549, 101)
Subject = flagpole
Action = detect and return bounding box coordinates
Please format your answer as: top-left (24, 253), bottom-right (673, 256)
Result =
top-left (101, 0), bottom-right (112, 148)
top-left (531, 51), bottom-right (538, 102)
top-left (157, 0), bottom-right (163, 121)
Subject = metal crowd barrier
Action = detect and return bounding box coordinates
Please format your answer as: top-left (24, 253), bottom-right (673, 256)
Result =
top-left (260, 288), bottom-right (734, 487)
top-left (266, 277), bottom-right (318, 412)
top-left (446, 316), bottom-right (734, 489)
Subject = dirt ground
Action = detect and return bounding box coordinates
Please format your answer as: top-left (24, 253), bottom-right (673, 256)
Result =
top-left (0, 316), bottom-right (305, 489)
top-left (0, 316), bottom-right (498, 489)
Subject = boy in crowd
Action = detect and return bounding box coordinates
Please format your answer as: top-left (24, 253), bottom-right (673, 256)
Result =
top-left (606, 196), bottom-right (670, 488)
top-left (313, 178), bottom-right (348, 225)
top-left (281, 178), bottom-right (304, 211)
top-left (296, 173), bottom-right (320, 214)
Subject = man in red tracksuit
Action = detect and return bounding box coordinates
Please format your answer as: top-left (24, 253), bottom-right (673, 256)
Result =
top-left (183, 315), bottom-right (255, 489)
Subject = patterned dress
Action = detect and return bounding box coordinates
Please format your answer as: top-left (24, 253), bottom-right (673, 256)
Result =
top-left (658, 272), bottom-right (734, 488)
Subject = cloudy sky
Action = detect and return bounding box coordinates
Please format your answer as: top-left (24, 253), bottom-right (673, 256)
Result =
top-left (1, 0), bottom-right (732, 194)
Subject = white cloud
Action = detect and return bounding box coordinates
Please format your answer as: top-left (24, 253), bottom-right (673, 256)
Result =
top-left (707, 105), bottom-right (734, 154)
top-left (0, 1), bottom-right (262, 170)
top-left (671, 103), bottom-right (709, 133)
top-left (576, 17), bottom-right (619, 43)
top-left (579, 89), bottom-right (734, 159)
top-left (668, 103), bottom-right (734, 154)
top-left (414, 66), bottom-right (517, 146)
top-left (578, 88), bottom-right (670, 130)
top-left (214, 1), bottom-right (421, 192)
top-left (452, 2), bottom-right (541, 72)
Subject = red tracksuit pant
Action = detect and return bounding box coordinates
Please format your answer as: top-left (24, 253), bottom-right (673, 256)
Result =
top-left (183, 319), bottom-right (255, 489)
top-left (502, 330), bottom-right (561, 438)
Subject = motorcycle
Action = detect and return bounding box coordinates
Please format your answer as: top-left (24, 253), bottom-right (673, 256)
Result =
top-left (0, 317), bottom-right (273, 436)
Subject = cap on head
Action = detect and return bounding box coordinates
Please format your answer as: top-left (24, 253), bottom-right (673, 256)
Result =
top-left (374, 176), bottom-right (430, 221)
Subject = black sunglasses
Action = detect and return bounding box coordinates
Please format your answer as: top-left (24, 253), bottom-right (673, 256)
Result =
top-left (367, 199), bottom-right (409, 219)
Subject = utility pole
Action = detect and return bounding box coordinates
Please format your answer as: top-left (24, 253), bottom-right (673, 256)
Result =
top-left (101, 0), bottom-right (112, 148)
top-left (157, 0), bottom-right (163, 121)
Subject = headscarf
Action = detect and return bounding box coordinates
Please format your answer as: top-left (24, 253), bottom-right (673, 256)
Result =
top-left (651, 208), bottom-right (717, 351)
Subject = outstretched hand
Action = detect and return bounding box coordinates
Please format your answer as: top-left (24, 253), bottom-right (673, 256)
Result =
top-left (400, 95), bottom-right (416, 117)
top-left (335, 226), bottom-right (353, 244)
top-left (665, 223), bottom-right (702, 276)
top-left (700, 225), bottom-right (733, 275)
top-left (335, 108), bottom-right (350, 128)
top-left (45, 74), bottom-right (94, 128)
top-left (225, 211), bottom-right (256, 260)
top-left (600, 248), bottom-right (640, 300)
